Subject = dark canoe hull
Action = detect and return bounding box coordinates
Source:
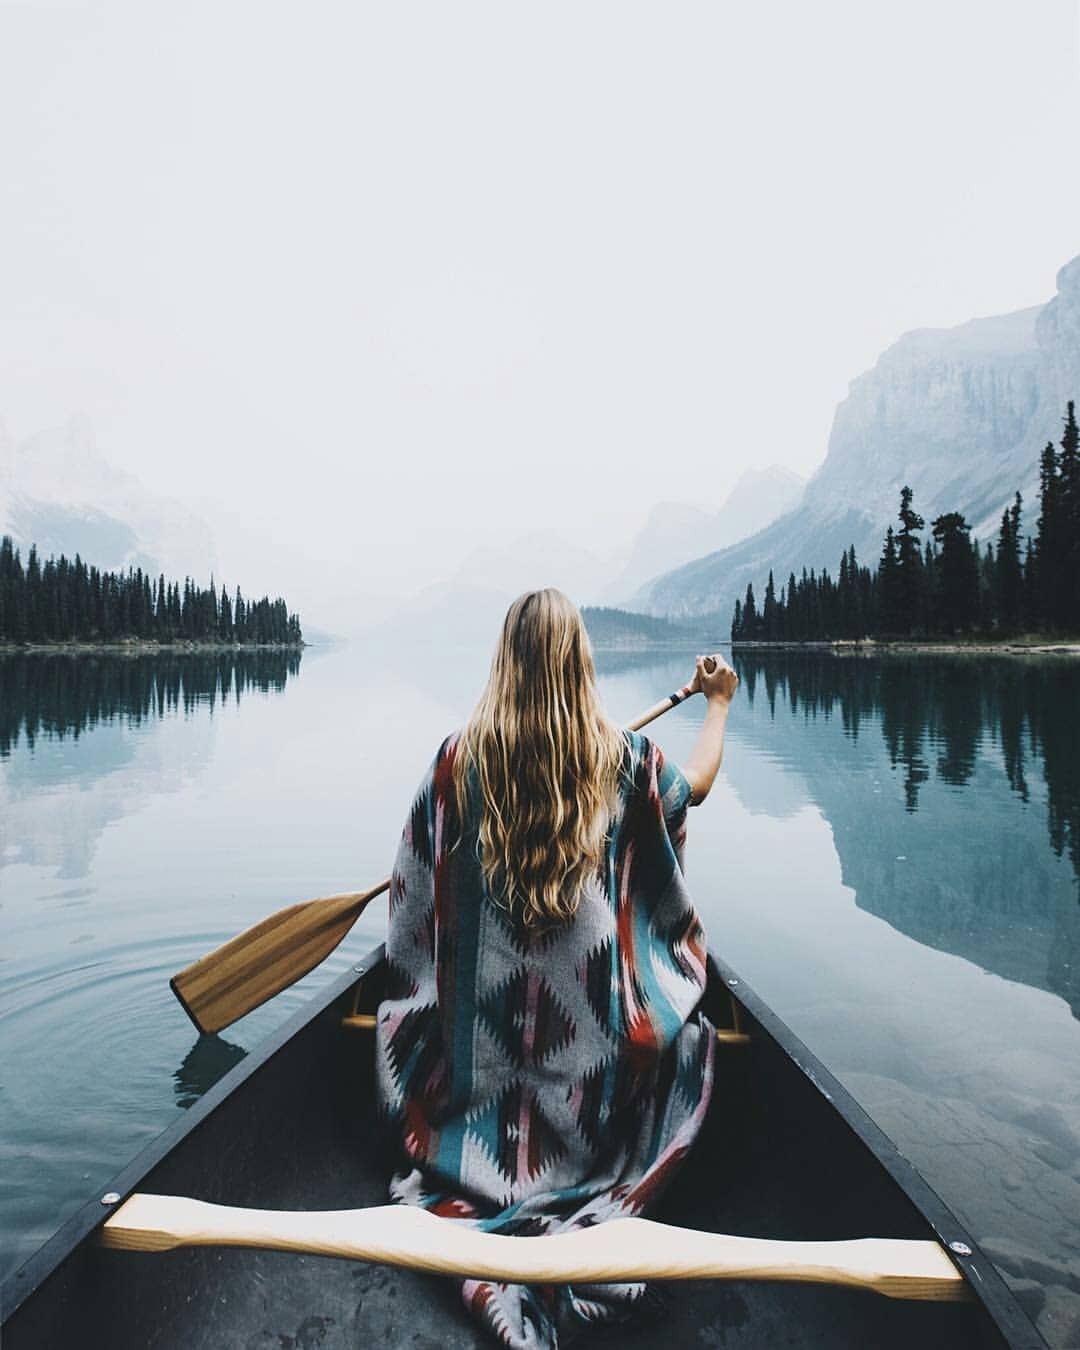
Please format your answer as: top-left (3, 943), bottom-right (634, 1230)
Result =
top-left (1, 947), bottom-right (1044, 1349)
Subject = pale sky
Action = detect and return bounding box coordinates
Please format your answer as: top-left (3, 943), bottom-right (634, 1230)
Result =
top-left (2, 1), bottom-right (1079, 624)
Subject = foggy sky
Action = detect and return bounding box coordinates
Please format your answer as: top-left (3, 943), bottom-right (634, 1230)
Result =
top-left (2, 1), bottom-right (1079, 625)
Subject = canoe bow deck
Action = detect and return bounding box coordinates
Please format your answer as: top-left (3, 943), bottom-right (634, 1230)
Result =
top-left (1, 947), bottom-right (1045, 1349)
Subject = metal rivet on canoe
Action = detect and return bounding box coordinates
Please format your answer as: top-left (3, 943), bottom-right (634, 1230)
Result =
top-left (353, 965), bottom-right (365, 974)
top-left (948, 1241), bottom-right (973, 1256)
top-left (727, 978), bottom-right (739, 986)
top-left (101, 1193), bottom-right (120, 1206)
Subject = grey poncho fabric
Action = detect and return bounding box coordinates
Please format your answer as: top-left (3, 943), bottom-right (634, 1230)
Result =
top-left (375, 729), bottom-right (715, 1348)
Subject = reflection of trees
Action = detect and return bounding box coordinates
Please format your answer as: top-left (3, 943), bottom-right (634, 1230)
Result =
top-left (734, 652), bottom-right (1080, 890)
top-left (0, 651), bottom-right (302, 757)
top-left (1027, 665), bottom-right (1080, 885)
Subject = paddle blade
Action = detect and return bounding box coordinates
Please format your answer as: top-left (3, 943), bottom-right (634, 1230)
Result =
top-left (171, 881), bottom-right (390, 1034)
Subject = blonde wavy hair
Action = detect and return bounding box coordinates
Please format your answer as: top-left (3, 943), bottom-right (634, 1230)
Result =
top-left (452, 589), bottom-right (626, 927)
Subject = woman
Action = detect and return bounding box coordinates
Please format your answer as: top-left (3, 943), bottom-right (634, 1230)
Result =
top-left (376, 589), bottom-right (738, 1349)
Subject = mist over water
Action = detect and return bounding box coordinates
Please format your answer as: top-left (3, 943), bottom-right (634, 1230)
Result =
top-left (2, 644), bottom-right (1079, 1343)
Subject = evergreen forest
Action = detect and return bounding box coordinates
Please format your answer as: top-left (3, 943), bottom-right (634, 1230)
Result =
top-left (0, 537), bottom-right (302, 646)
top-left (731, 401), bottom-right (1080, 643)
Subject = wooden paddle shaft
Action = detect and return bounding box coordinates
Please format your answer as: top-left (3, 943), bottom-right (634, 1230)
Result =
top-left (100, 1194), bottom-right (968, 1303)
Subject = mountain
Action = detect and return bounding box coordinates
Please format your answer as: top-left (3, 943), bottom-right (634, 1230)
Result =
top-left (636, 253), bottom-right (1080, 620)
top-left (0, 417), bottom-right (217, 581)
top-left (605, 465), bottom-right (805, 604)
top-left (581, 606), bottom-right (724, 649)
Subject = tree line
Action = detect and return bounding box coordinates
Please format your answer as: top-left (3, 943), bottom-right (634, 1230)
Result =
top-left (731, 401), bottom-right (1080, 642)
top-left (0, 536), bottom-right (302, 646)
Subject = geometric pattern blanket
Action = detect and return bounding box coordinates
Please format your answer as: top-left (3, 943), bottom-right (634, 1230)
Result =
top-left (376, 729), bottom-right (716, 1349)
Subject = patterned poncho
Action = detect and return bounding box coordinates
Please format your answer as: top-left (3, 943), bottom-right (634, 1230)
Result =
top-left (375, 730), bottom-right (715, 1349)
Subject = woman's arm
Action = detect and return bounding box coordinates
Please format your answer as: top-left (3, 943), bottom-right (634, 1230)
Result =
top-left (681, 654), bottom-right (738, 806)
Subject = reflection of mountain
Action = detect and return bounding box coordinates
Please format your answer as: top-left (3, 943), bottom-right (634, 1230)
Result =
top-left (0, 652), bottom-right (301, 878)
top-left (0, 712), bottom-right (213, 879)
top-left (731, 654), bottom-right (1080, 1020)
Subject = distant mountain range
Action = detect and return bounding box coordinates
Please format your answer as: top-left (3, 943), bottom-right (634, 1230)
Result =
top-left (581, 606), bottom-right (725, 649)
top-left (603, 465), bottom-right (805, 604)
top-left (0, 417), bottom-right (217, 582)
top-left (636, 252), bottom-right (1080, 620)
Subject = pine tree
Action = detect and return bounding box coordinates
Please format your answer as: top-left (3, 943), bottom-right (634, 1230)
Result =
top-left (996, 493), bottom-right (1023, 633)
top-left (930, 513), bottom-right (979, 633)
top-left (219, 584), bottom-right (233, 640)
top-left (879, 527), bottom-right (901, 635)
top-left (895, 486), bottom-right (926, 635)
top-left (1058, 401), bottom-right (1079, 630)
top-left (1035, 439), bottom-right (1061, 629)
top-left (742, 583), bottom-right (758, 640)
top-left (762, 570), bottom-right (778, 640)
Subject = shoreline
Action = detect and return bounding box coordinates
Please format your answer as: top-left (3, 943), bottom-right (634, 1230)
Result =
top-left (0, 640), bottom-right (306, 656)
top-left (589, 638), bottom-right (727, 652)
top-left (732, 638), bottom-right (1080, 656)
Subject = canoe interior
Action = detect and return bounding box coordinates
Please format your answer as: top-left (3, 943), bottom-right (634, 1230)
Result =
top-left (3, 950), bottom-right (1041, 1350)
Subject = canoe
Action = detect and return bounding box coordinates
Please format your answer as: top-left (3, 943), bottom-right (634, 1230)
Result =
top-left (1, 946), bottom-right (1044, 1349)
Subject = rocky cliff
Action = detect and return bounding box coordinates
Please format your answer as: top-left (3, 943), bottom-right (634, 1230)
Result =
top-left (637, 254), bottom-right (1080, 620)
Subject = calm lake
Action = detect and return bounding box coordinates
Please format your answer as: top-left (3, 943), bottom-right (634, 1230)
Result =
top-left (2, 643), bottom-right (1079, 1345)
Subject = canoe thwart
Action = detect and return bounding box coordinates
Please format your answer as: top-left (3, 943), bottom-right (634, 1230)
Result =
top-left (341, 1011), bottom-right (750, 1045)
top-left (100, 1194), bottom-right (971, 1303)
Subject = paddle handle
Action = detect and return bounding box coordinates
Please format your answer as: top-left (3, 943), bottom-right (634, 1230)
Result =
top-left (100, 1195), bottom-right (968, 1303)
top-left (625, 655), bottom-right (719, 733)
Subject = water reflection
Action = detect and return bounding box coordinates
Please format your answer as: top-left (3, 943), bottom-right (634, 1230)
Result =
top-left (173, 1034), bottom-right (248, 1109)
top-left (735, 653), bottom-right (1080, 882)
top-left (733, 651), bottom-right (1080, 1019)
top-left (0, 650), bottom-right (302, 758)
top-left (0, 650), bottom-right (302, 880)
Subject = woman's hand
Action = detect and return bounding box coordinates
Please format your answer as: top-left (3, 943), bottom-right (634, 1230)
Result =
top-left (682, 655), bottom-right (738, 805)
top-left (690, 653), bottom-right (739, 704)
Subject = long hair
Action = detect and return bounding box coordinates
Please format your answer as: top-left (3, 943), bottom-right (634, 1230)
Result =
top-left (452, 589), bottom-right (626, 927)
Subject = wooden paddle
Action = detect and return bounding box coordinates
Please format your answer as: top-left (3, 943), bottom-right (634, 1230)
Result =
top-left (100, 1194), bottom-right (969, 1302)
top-left (171, 666), bottom-right (717, 1035)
